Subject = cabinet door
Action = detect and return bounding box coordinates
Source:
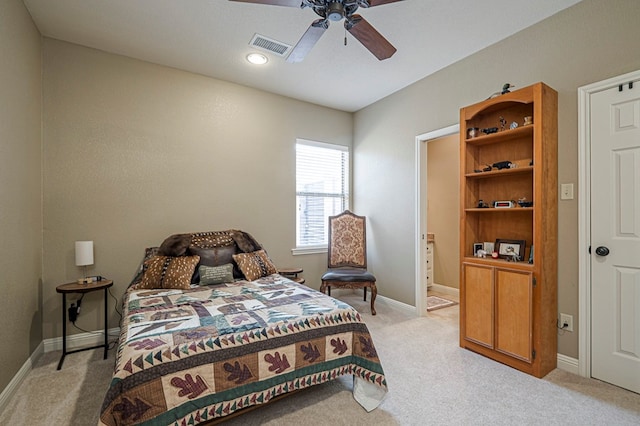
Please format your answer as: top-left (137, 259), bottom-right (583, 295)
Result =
top-left (463, 263), bottom-right (494, 348)
top-left (495, 268), bottom-right (533, 362)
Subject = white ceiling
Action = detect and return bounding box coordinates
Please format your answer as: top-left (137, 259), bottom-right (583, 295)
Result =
top-left (23, 0), bottom-right (582, 112)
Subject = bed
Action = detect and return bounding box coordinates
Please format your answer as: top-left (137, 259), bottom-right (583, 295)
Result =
top-left (99, 230), bottom-right (387, 425)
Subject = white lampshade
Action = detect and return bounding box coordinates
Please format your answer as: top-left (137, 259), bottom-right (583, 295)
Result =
top-left (75, 241), bottom-right (94, 266)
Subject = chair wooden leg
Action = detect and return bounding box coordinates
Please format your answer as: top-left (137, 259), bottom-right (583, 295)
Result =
top-left (363, 287), bottom-right (367, 301)
top-left (370, 284), bottom-right (377, 315)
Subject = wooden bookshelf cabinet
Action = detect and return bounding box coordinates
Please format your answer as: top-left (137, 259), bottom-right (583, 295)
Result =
top-left (458, 82), bottom-right (558, 378)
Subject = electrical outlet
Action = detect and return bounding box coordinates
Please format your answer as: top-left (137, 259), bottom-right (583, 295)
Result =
top-left (560, 313), bottom-right (573, 332)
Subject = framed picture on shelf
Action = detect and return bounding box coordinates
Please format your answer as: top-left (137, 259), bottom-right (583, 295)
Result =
top-left (483, 242), bottom-right (495, 254)
top-left (495, 239), bottom-right (526, 260)
top-left (473, 243), bottom-right (483, 255)
top-left (528, 245), bottom-right (534, 264)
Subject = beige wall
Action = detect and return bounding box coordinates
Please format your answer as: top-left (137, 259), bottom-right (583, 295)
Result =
top-left (427, 134), bottom-right (459, 289)
top-left (353, 0), bottom-right (640, 359)
top-left (41, 39), bottom-right (353, 339)
top-left (6, 0), bottom-right (640, 387)
top-left (0, 1), bottom-right (42, 391)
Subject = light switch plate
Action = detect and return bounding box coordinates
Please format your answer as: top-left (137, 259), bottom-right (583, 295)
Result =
top-left (561, 183), bottom-right (574, 200)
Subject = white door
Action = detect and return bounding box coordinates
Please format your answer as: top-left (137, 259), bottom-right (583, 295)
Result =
top-left (590, 81), bottom-right (640, 393)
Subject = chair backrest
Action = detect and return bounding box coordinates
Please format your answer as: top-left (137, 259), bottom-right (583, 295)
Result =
top-left (327, 210), bottom-right (367, 269)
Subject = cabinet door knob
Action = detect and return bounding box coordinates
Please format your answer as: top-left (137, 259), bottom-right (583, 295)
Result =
top-left (595, 246), bottom-right (610, 256)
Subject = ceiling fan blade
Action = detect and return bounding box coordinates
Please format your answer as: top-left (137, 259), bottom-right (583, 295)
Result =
top-left (228, 0), bottom-right (303, 7)
top-left (286, 19), bottom-right (329, 63)
top-left (365, 0), bottom-right (406, 6)
top-left (345, 14), bottom-right (396, 60)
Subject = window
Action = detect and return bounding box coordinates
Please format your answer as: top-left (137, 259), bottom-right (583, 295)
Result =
top-left (295, 140), bottom-right (349, 252)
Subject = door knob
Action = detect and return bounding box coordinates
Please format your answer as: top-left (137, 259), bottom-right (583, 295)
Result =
top-left (595, 246), bottom-right (610, 256)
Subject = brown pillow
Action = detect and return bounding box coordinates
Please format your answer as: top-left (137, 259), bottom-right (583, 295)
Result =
top-left (158, 233), bottom-right (193, 257)
top-left (129, 247), bottom-right (160, 288)
top-left (188, 245), bottom-right (240, 282)
top-left (232, 250), bottom-right (278, 281)
top-left (188, 245), bottom-right (236, 267)
top-left (230, 230), bottom-right (262, 253)
top-left (137, 255), bottom-right (200, 290)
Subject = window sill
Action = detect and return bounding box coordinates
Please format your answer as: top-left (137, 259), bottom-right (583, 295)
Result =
top-left (291, 246), bottom-right (327, 256)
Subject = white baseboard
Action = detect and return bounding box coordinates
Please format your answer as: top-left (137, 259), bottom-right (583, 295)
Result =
top-left (557, 353), bottom-right (580, 375)
top-left (0, 340), bottom-right (44, 414)
top-left (377, 294), bottom-right (417, 315)
top-left (327, 288), bottom-right (417, 315)
top-left (430, 283), bottom-right (460, 297)
top-left (43, 327), bottom-right (121, 353)
top-left (1, 328), bottom-right (121, 412)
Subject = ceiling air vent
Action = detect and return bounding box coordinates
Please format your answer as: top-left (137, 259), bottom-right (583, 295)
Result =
top-left (249, 34), bottom-right (292, 57)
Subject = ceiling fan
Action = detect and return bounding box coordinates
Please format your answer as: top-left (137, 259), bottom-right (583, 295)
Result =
top-left (230, 0), bottom-right (405, 62)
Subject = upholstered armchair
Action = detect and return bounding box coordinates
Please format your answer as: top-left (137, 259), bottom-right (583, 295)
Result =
top-left (320, 210), bottom-right (377, 315)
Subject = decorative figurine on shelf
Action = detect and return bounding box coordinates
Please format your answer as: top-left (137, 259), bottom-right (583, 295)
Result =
top-left (477, 199), bottom-right (489, 208)
top-left (504, 246), bottom-right (521, 262)
top-left (510, 121), bottom-right (518, 129)
top-left (499, 116), bottom-right (507, 131)
top-left (523, 115), bottom-right (533, 126)
top-left (467, 127), bottom-right (480, 138)
top-left (482, 127), bottom-right (498, 135)
top-left (517, 197), bottom-right (533, 208)
top-left (487, 83), bottom-right (515, 99)
top-left (473, 165), bottom-right (492, 173)
top-left (492, 160), bottom-right (513, 170)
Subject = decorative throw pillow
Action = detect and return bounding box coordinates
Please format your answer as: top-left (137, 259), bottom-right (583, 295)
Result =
top-left (158, 233), bottom-right (193, 257)
top-left (232, 250), bottom-right (278, 281)
top-left (137, 255), bottom-right (200, 290)
top-left (199, 263), bottom-right (234, 286)
top-left (129, 247), bottom-right (160, 289)
top-left (188, 245), bottom-right (241, 282)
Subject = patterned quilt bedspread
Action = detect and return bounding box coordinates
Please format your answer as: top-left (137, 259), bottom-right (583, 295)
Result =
top-left (99, 274), bottom-right (387, 425)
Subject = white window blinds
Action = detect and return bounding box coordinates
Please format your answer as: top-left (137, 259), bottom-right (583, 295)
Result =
top-left (296, 140), bottom-right (350, 248)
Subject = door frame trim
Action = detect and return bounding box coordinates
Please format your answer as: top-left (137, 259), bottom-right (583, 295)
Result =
top-left (414, 124), bottom-right (459, 316)
top-left (577, 68), bottom-right (640, 378)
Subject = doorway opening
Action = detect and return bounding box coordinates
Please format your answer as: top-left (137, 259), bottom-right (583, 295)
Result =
top-left (415, 124), bottom-right (459, 316)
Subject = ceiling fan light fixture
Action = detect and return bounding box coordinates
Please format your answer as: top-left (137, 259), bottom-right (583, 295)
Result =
top-left (246, 52), bottom-right (268, 65)
top-left (326, 2), bottom-right (344, 21)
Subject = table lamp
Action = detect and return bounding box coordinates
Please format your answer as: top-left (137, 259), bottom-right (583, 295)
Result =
top-left (75, 241), bottom-right (94, 284)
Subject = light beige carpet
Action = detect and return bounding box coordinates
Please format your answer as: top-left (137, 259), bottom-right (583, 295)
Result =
top-left (2, 292), bottom-right (640, 425)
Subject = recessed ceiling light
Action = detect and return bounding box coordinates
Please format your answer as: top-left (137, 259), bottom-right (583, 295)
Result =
top-left (247, 53), bottom-right (268, 65)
